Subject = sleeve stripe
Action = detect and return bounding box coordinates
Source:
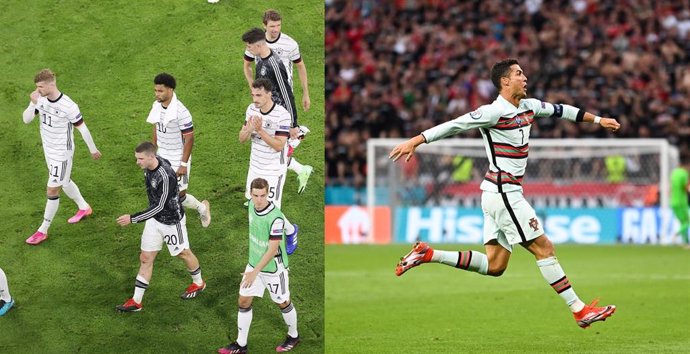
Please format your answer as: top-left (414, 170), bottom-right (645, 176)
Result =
top-left (132, 169), bottom-right (169, 222)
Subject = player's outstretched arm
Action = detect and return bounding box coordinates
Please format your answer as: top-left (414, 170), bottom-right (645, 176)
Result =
top-left (74, 122), bottom-right (101, 159)
top-left (241, 239), bottom-right (280, 288)
top-left (22, 90), bottom-right (41, 124)
top-left (583, 113), bottom-right (620, 132)
top-left (390, 135), bottom-right (426, 162)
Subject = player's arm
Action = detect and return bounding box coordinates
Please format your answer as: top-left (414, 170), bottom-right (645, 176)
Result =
top-left (527, 99), bottom-right (620, 132)
top-left (239, 118), bottom-right (254, 143)
top-left (152, 124), bottom-right (158, 147)
top-left (22, 90), bottom-right (40, 124)
top-left (129, 174), bottom-right (170, 224)
top-left (73, 115), bottom-right (101, 159)
top-left (390, 106), bottom-right (498, 162)
top-left (253, 117), bottom-right (288, 151)
top-left (295, 60), bottom-right (310, 111)
top-left (179, 128), bottom-right (194, 177)
top-left (241, 239), bottom-right (280, 288)
top-left (243, 56), bottom-right (255, 91)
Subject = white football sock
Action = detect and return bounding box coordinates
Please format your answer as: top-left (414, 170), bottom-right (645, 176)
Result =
top-left (281, 302), bottom-right (298, 338)
top-left (537, 256), bottom-right (585, 312)
top-left (62, 180), bottom-right (89, 210)
top-left (288, 158), bottom-right (304, 174)
top-left (133, 275), bottom-right (149, 303)
top-left (182, 193), bottom-right (206, 215)
top-left (0, 267), bottom-right (11, 302)
top-left (431, 250), bottom-right (488, 275)
top-left (38, 196), bottom-right (60, 233)
top-left (237, 306), bottom-right (253, 347)
top-left (189, 266), bottom-right (203, 286)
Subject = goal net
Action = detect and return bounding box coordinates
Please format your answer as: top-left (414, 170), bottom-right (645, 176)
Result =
top-left (367, 138), bottom-right (679, 244)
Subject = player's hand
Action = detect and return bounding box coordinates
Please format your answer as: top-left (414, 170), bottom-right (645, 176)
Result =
top-left (302, 95), bottom-right (311, 111)
top-left (600, 118), bottom-right (621, 132)
top-left (30, 90), bottom-right (40, 104)
top-left (251, 116), bottom-right (263, 131)
top-left (116, 215), bottom-right (131, 226)
top-left (241, 270), bottom-right (259, 288)
top-left (389, 135), bottom-right (425, 162)
top-left (91, 151), bottom-right (102, 160)
top-left (176, 165), bottom-right (187, 177)
top-left (290, 127), bottom-right (300, 139)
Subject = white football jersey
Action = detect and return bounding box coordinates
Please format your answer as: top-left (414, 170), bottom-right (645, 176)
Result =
top-left (34, 94), bottom-right (82, 161)
top-left (422, 95), bottom-right (573, 193)
top-left (245, 32), bottom-right (301, 88)
top-left (150, 100), bottom-right (193, 168)
top-left (245, 102), bottom-right (291, 176)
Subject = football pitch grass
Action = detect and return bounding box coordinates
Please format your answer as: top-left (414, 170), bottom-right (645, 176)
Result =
top-left (326, 244), bottom-right (690, 353)
top-left (0, 1), bottom-right (323, 353)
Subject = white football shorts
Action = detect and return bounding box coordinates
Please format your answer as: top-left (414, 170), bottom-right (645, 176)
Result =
top-left (239, 263), bottom-right (290, 304)
top-left (481, 190), bottom-right (544, 252)
top-left (245, 168), bottom-right (287, 208)
top-left (141, 215), bottom-right (190, 256)
top-left (45, 157), bottom-right (73, 188)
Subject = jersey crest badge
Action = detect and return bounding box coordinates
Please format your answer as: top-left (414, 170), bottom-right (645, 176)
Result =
top-left (260, 66), bottom-right (268, 76)
top-left (151, 179), bottom-right (158, 189)
top-left (469, 109), bottom-right (482, 120)
top-left (516, 117), bottom-right (522, 125)
top-left (529, 217), bottom-right (539, 231)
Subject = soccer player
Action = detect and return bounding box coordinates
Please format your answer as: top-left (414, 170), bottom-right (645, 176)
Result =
top-left (391, 59), bottom-right (619, 329)
top-left (0, 267), bottom-right (14, 316)
top-left (240, 78), bottom-right (299, 255)
top-left (22, 69), bottom-right (102, 245)
top-left (670, 160), bottom-right (690, 245)
top-left (115, 142), bottom-right (206, 312)
top-left (243, 24), bottom-right (314, 194)
top-left (217, 178), bottom-right (299, 354)
top-left (146, 73), bottom-right (211, 228)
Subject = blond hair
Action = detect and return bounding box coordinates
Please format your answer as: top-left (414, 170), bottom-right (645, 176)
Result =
top-left (34, 69), bottom-right (56, 83)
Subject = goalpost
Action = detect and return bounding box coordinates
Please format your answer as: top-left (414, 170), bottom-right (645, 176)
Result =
top-left (367, 138), bottom-right (678, 243)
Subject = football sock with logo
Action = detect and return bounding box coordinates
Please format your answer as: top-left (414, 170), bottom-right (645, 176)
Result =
top-left (38, 196), bottom-right (60, 233)
top-left (431, 250), bottom-right (489, 275)
top-left (133, 275), bottom-right (149, 303)
top-left (237, 306), bottom-right (253, 347)
top-left (62, 180), bottom-right (89, 210)
top-left (189, 267), bottom-right (203, 286)
top-left (288, 158), bottom-right (304, 174)
top-left (281, 302), bottom-right (298, 338)
top-left (182, 193), bottom-right (206, 215)
top-left (0, 268), bottom-right (11, 302)
top-left (536, 256), bottom-right (585, 312)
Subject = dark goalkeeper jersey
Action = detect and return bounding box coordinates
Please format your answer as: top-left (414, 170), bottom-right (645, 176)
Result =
top-left (131, 156), bottom-right (184, 225)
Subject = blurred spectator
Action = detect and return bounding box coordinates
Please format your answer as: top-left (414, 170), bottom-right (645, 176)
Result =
top-left (326, 0), bottom-right (690, 186)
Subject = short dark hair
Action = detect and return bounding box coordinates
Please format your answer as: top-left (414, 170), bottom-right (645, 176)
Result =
top-left (263, 9), bottom-right (281, 24)
top-left (250, 178), bottom-right (269, 192)
top-left (242, 28), bottom-right (266, 44)
top-left (154, 73), bottom-right (176, 89)
top-left (490, 58), bottom-right (519, 90)
top-left (252, 78), bottom-right (273, 92)
top-left (135, 141), bottom-right (157, 156)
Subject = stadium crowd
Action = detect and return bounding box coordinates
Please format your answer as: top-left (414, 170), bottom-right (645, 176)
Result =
top-left (325, 0), bottom-right (690, 187)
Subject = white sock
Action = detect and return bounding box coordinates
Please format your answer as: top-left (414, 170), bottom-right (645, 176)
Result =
top-left (182, 193), bottom-right (206, 215)
top-left (62, 180), bottom-right (89, 210)
top-left (0, 267), bottom-right (11, 302)
top-left (289, 158), bottom-right (304, 174)
top-left (536, 256), bottom-right (585, 312)
top-left (284, 217), bottom-right (295, 235)
top-left (133, 275), bottom-right (149, 303)
top-left (281, 302), bottom-right (298, 338)
top-left (189, 266), bottom-right (203, 286)
top-left (237, 306), bottom-right (253, 347)
top-left (38, 196), bottom-right (60, 233)
top-left (431, 250), bottom-right (488, 275)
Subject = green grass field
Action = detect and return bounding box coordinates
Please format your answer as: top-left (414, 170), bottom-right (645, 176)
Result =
top-left (0, 1), bottom-right (323, 353)
top-left (326, 244), bottom-right (690, 353)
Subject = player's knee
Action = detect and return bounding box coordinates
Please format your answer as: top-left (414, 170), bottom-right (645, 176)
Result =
top-left (46, 186), bottom-right (61, 197)
top-left (238, 296), bottom-right (253, 308)
top-left (179, 190), bottom-right (186, 198)
top-left (277, 300), bottom-right (290, 309)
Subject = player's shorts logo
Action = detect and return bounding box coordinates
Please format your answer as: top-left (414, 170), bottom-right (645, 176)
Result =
top-left (529, 217), bottom-right (540, 231)
top-left (469, 109), bottom-right (483, 120)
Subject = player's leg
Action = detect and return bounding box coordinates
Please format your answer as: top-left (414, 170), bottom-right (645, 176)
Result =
top-left (28, 158), bottom-right (68, 244)
top-left (671, 204), bottom-right (690, 244)
top-left (268, 266), bottom-right (299, 352)
top-left (60, 157), bottom-right (92, 223)
top-left (0, 267), bottom-right (15, 316)
top-left (165, 217), bottom-right (205, 299)
top-left (178, 162), bottom-right (211, 227)
top-left (117, 220), bottom-right (161, 312)
top-left (287, 127), bottom-right (313, 193)
top-left (218, 265), bottom-right (263, 354)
